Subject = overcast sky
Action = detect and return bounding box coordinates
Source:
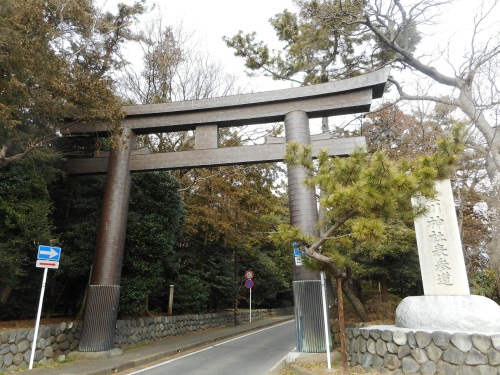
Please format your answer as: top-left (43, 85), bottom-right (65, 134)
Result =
top-left (99, 0), bottom-right (298, 92)
top-left (163, 0), bottom-right (300, 91)
top-left (99, 0), bottom-right (490, 91)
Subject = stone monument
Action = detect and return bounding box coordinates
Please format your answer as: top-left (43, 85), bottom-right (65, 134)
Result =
top-left (412, 179), bottom-right (470, 295)
top-left (346, 179), bottom-right (500, 374)
top-left (396, 179), bottom-right (500, 331)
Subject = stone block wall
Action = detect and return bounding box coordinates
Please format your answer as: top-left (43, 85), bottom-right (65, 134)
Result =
top-left (347, 326), bottom-right (500, 374)
top-left (0, 307), bottom-right (292, 372)
top-left (0, 321), bottom-right (79, 372)
top-left (114, 308), bottom-right (292, 350)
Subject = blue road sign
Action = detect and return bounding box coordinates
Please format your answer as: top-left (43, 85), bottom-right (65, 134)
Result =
top-left (293, 242), bottom-right (301, 257)
top-left (38, 245), bottom-right (61, 261)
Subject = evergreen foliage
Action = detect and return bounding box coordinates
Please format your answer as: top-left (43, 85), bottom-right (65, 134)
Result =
top-left (0, 159), bottom-right (59, 318)
top-left (53, 171), bottom-right (184, 317)
top-left (224, 0), bottom-right (420, 85)
top-left (272, 126), bottom-right (465, 314)
top-left (0, 0), bottom-right (145, 165)
top-left (121, 171), bottom-right (185, 315)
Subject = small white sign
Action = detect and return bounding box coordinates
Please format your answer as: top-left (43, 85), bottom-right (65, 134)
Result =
top-left (36, 260), bottom-right (59, 269)
top-left (295, 256), bottom-right (303, 266)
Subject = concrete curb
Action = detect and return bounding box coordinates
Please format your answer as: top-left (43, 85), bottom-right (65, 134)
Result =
top-left (67, 348), bottom-right (124, 360)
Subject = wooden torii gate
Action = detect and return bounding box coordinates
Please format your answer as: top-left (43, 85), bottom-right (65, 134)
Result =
top-left (63, 67), bottom-right (390, 352)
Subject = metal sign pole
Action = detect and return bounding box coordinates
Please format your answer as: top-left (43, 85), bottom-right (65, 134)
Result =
top-left (244, 270), bottom-right (254, 323)
top-left (29, 267), bottom-right (48, 370)
top-left (249, 287), bottom-right (252, 323)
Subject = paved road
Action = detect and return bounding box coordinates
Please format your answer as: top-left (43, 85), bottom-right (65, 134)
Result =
top-left (121, 320), bottom-right (296, 375)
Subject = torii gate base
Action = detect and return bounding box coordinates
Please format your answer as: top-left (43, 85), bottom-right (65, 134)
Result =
top-left (63, 68), bottom-right (390, 353)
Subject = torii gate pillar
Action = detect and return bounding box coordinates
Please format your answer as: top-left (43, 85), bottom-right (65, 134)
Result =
top-left (285, 110), bottom-right (320, 274)
top-left (79, 128), bottom-right (135, 352)
top-left (285, 111), bottom-right (328, 352)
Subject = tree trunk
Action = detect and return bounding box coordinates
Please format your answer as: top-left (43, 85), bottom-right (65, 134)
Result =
top-left (380, 274), bottom-right (389, 303)
top-left (458, 90), bottom-right (500, 180)
top-left (138, 296), bottom-right (153, 317)
top-left (234, 248), bottom-right (240, 326)
top-left (0, 285), bottom-right (11, 304)
top-left (342, 267), bottom-right (369, 322)
top-left (342, 281), bottom-right (369, 322)
top-left (336, 277), bottom-right (348, 374)
top-left (46, 278), bottom-right (70, 318)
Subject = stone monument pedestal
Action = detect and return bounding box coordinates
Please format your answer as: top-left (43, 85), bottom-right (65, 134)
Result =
top-left (346, 294), bottom-right (500, 373)
top-left (395, 295), bottom-right (500, 332)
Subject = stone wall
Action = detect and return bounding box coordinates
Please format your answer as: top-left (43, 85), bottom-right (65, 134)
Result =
top-left (115, 308), bottom-right (292, 350)
top-left (0, 308), bottom-right (292, 372)
top-left (347, 325), bottom-right (500, 374)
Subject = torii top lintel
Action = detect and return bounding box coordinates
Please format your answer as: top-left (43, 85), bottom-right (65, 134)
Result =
top-left (62, 68), bottom-right (390, 136)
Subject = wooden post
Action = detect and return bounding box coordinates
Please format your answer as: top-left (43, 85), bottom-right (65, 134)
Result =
top-left (168, 285), bottom-right (174, 316)
top-left (337, 276), bottom-right (348, 374)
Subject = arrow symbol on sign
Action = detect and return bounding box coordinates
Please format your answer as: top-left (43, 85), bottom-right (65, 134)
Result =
top-left (36, 260), bottom-right (59, 269)
top-left (39, 248), bottom-right (59, 259)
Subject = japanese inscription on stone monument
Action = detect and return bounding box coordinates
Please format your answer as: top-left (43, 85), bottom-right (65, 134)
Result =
top-left (412, 179), bottom-right (470, 295)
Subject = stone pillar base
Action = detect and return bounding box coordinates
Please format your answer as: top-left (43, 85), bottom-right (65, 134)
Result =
top-left (396, 295), bottom-right (500, 331)
top-left (293, 280), bottom-right (331, 353)
top-left (79, 285), bottom-right (121, 352)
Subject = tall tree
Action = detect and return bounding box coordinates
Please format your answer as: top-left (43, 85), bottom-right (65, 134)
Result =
top-left (173, 131), bottom-right (291, 312)
top-left (305, 0), bottom-right (500, 183)
top-left (0, 159), bottom-right (59, 316)
top-left (0, 0), bottom-right (145, 165)
top-left (120, 16), bottom-right (241, 105)
top-left (223, 0), bottom-right (406, 85)
top-left (0, 0), bottom-right (147, 318)
top-left (272, 126), bottom-right (464, 320)
top-left (121, 171), bottom-right (184, 315)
